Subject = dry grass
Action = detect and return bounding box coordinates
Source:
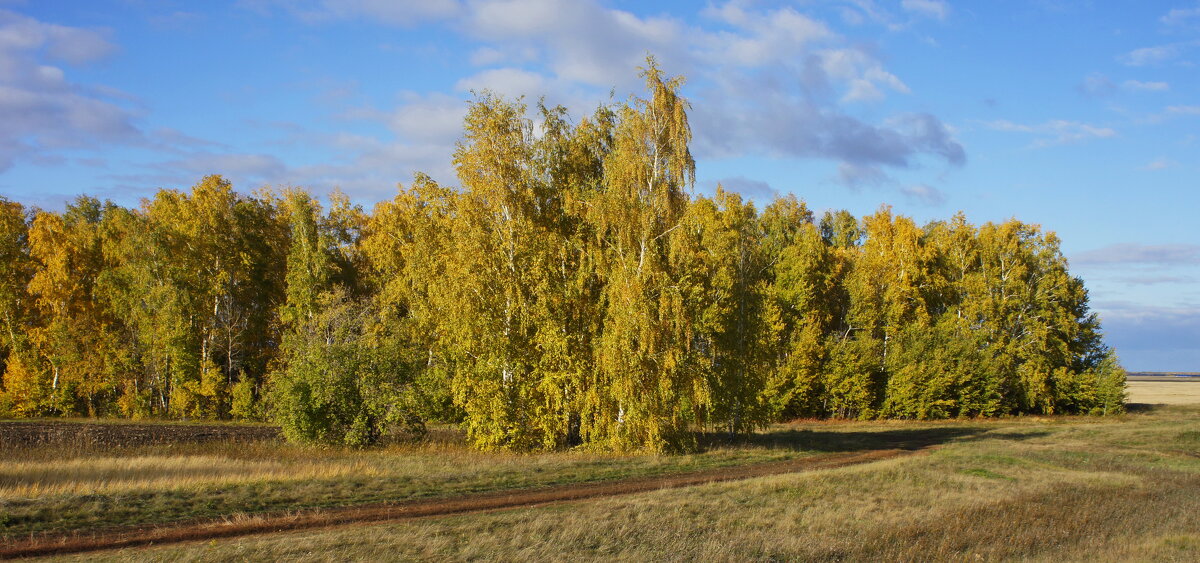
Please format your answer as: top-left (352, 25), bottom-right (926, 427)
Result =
top-left (0, 422), bottom-right (817, 538)
top-left (65, 405), bottom-right (1200, 562)
top-left (1126, 380), bottom-right (1200, 405)
top-left (0, 455), bottom-right (377, 498)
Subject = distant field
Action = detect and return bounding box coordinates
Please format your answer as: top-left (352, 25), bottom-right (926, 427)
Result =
top-left (1127, 378), bottom-right (1200, 405)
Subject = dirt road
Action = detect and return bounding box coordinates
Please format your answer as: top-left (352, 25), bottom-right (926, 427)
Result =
top-left (0, 447), bottom-right (925, 559)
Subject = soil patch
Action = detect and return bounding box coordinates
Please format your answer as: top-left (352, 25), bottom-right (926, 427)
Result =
top-left (0, 421), bottom-right (279, 450)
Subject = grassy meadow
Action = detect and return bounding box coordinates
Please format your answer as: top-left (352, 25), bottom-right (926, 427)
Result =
top-left (2, 381), bottom-right (1197, 561)
top-left (67, 405), bottom-right (1200, 562)
top-left (1, 420), bottom-right (833, 539)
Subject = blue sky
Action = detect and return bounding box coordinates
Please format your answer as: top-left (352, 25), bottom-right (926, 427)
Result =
top-left (0, 0), bottom-right (1197, 371)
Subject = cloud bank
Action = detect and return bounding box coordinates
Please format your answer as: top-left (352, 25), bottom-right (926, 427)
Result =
top-left (0, 10), bottom-right (142, 173)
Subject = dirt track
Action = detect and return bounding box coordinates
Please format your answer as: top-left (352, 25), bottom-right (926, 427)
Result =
top-left (0, 447), bottom-right (925, 559)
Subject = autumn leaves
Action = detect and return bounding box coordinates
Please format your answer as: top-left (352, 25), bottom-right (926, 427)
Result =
top-left (0, 61), bottom-right (1124, 452)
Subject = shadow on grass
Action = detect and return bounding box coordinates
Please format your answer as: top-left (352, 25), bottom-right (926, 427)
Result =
top-left (700, 425), bottom-right (1052, 454)
top-left (1125, 402), bottom-right (1164, 413)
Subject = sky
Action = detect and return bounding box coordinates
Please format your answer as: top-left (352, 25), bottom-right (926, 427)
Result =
top-left (0, 0), bottom-right (1197, 371)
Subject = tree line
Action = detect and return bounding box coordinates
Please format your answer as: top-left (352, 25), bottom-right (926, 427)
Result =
top-left (0, 62), bottom-right (1124, 452)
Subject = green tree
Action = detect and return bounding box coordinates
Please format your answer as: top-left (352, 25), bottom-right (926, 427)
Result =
top-left (0, 59), bottom-right (1128, 433)
top-left (0, 199), bottom-right (33, 415)
top-left (362, 175), bottom-right (461, 424)
top-left (679, 187), bottom-right (771, 435)
top-left (586, 58), bottom-right (701, 452)
top-left (23, 198), bottom-right (127, 416)
top-left (762, 198), bottom-right (840, 419)
top-left (440, 92), bottom-right (594, 450)
top-left (272, 287), bottom-right (423, 446)
top-left (272, 189), bottom-right (424, 446)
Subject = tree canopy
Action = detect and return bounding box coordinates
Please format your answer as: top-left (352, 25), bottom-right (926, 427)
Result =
top-left (0, 60), bottom-right (1125, 451)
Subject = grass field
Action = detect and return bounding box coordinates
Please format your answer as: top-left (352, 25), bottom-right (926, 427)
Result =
top-left (70, 407), bottom-right (1199, 562)
top-left (2, 422), bottom-right (839, 541)
top-left (1127, 378), bottom-right (1200, 405)
top-left (5, 380), bottom-right (1200, 561)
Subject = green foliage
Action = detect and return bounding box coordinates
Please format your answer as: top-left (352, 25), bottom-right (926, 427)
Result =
top-left (441, 92), bottom-right (575, 451)
top-left (0, 58), bottom-right (1125, 452)
top-left (231, 372), bottom-right (260, 420)
top-left (823, 335), bottom-right (884, 419)
top-left (361, 175), bottom-right (462, 426)
top-left (272, 192), bottom-right (423, 447)
top-left (271, 289), bottom-right (423, 447)
top-left (882, 321), bottom-right (1003, 419)
top-left (682, 187), bottom-right (773, 436)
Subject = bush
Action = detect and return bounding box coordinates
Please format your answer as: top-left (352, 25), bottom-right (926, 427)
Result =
top-left (270, 289), bottom-right (424, 447)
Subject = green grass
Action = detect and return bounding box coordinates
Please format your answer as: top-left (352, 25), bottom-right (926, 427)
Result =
top-left (46, 405), bottom-right (1200, 562)
top-left (1, 421), bottom-right (839, 538)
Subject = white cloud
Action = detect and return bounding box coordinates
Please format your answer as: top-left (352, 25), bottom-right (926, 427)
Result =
top-left (840, 7), bottom-right (865, 26)
top-left (453, 0), bottom-right (960, 177)
top-left (1091, 301), bottom-right (1200, 371)
top-left (1073, 243), bottom-right (1200, 266)
top-left (1167, 105), bottom-right (1200, 116)
top-left (340, 92), bottom-right (467, 148)
top-left (130, 130), bottom-right (462, 201)
top-left (159, 152), bottom-right (289, 179)
top-left (1084, 74), bottom-right (1170, 95)
top-left (147, 11), bottom-right (206, 30)
top-left (454, 68), bottom-right (549, 99)
top-left (293, 138), bottom-right (459, 196)
top-left (253, 0), bottom-right (964, 197)
top-left (987, 120), bottom-right (1040, 132)
top-left (465, 0), bottom-right (568, 37)
top-left (297, 92), bottom-right (469, 196)
top-left (462, 0), bottom-right (686, 89)
top-left (387, 92), bottom-right (468, 144)
top-left (710, 176), bottom-right (776, 200)
top-left (984, 119), bottom-right (1116, 147)
top-left (900, 0), bottom-right (949, 21)
top-left (1097, 302), bottom-right (1200, 324)
top-left (818, 48), bottom-right (910, 102)
top-left (836, 0), bottom-right (905, 30)
top-left (900, 183), bottom-right (946, 205)
top-left (1122, 79), bottom-right (1169, 92)
top-left (704, 5), bottom-right (834, 66)
top-left (1115, 275), bottom-right (1194, 285)
top-left (469, 46), bottom-right (506, 66)
top-left (1161, 6), bottom-right (1200, 26)
top-left (837, 162), bottom-right (887, 188)
top-left (328, 0), bottom-right (460, 23)
top-left (0, 10), bottom-right (116, 64)
top-left (149, 127), bottom-right (228, 151)
top-left (1117, 44), bottom-right (1182, 66)
top-left (0, 10), bottom-right (142, 172)
top-left (837, 162), bottom-right (951, 204)
top-left (1142, 157), bottom-right (1176, 171)
top-left (103, 151), bottom-right (294, 196)
top-left (1079, 73), bottom-right (1115, 96)
top-left (695, 70), bottom-right (964, 168)
top-left (249, 0), bottom-right (460, 26)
